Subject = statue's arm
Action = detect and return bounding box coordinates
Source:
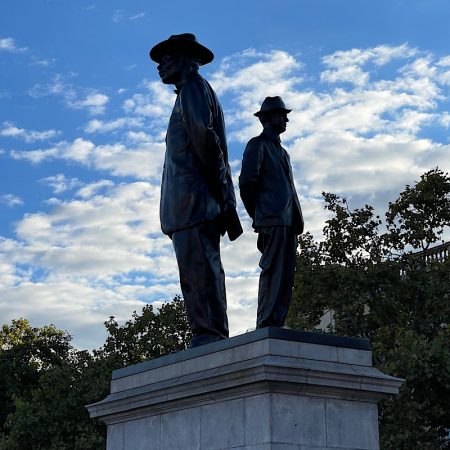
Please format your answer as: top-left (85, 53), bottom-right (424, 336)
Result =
top-left (239, 139), bottom-right (263, 219)
top-left (180, 80), bottom-right (228, 206)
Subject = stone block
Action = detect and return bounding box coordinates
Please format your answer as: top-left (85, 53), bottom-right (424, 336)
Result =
top-left (325, 399), bottom-right (379, 449)
top-left (200, 398), bottom-right (245, 449)
top-left (106, 423), bottom-right (123, 450)
top-left (123, 416), bottom-right (160, 450)
top-left (271, 394), bottom-right (326, 446)
top-left (161, 407), bottom-right (201, 450)
top-left (337, 347), bottom-right (372, 366)
top-left (297, 342), bottom-right (338, 363)
top-left (245, 394), bottom-right (272, 445)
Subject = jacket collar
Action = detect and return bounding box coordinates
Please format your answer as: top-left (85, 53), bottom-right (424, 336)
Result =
top-left (261, 128), bottom-right (281, 145)
top-left (174, 71), bottom-right (201, 94)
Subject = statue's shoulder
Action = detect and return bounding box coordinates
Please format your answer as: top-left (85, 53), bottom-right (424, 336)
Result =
top-left (182, 73), bottom-right (215, 102)
top-left (185, 73), bottom-right (208, 90)
top-left (245, 133), bottom-right (266, 149)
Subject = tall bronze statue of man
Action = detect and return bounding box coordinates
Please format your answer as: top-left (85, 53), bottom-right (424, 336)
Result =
top-left (150, 33), bottom-right (242, 348)
top-left (239, 96), bottom-right (304, 329)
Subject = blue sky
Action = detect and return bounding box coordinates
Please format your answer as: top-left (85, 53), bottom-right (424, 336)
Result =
top-left (1, 0), bottom-right (450, 349)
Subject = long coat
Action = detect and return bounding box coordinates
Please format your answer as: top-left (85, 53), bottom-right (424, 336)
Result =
top-left (239, 129), bottom-right (304, 234)
top-left (160, 72), bottom-right (241, 239)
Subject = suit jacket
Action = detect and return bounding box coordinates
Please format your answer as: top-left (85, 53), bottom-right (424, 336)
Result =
top-left (160, 72), bottom-right (242, 240)
top-left (239, 129), bottom-right (304, 234)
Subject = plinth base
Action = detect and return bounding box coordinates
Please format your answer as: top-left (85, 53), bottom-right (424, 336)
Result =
top-left (87, 328), bottom-right (403, 450)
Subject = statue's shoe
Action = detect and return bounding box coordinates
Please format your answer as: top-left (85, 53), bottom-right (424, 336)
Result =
top-left (188, 333), bottom-right (225, 348)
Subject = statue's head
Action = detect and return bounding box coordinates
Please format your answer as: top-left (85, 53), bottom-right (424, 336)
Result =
top-left (254, 96), bottom-right (292, 134)
top-left (150, 33), bottom-right (213, 84)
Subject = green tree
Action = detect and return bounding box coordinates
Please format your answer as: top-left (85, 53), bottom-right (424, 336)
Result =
top-left (0, 350), bottom-right (109, 450)
top-left (287, 168), bottom-right (450, 449)
top-left (0, 319), bottom-right (72, 432)
top-left (100, 295), bottom-right (191, 366)
top-left (0, 296), bottom-right (191, 450)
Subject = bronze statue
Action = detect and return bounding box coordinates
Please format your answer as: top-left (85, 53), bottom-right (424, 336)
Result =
top-left (239, 96), bottom-right (304, 328)
top-left (150, 33), bottom-right (242, 348)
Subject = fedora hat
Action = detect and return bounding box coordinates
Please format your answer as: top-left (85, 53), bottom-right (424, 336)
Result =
top-left (150, 33), bottom-right (214, 65)
top-left (254, 96), bottom-right (292, 117)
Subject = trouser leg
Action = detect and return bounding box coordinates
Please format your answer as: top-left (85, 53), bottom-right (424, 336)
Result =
top-left (256, 226), bottom-right (298, 328)
top-left (172, 222), bottom-right (229, 341)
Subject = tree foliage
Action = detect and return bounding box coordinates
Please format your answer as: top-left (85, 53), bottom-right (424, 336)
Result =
top-left (101, 295), bottom-right (191, 366)
top-left (0, 296), bottom-right (190, 449)
top-left (287, 168), bottom-right (450, 449)
top-left (0, 319), bottom-right (72, 433)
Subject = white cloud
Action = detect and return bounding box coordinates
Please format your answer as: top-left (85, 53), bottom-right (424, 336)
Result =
top-left (0, 180), bottom-right (180, 350)
top-left (440, 112), bottom-right (450, 128)
top-left (320, 44), bottom-right (418, 86)
top-left (63, 138), bottom-right (96, 162)
top-left (29, 74), bottom-right (76, 100)
top-left (73, 92), bottom-right (109, 115)
top-left (13, 182), bottom-right (163, 273)
top-left (129, 12), bottom-right (145, 20)
top-left (40, 174), bottom-right (81, 194)
top-left (0, 277), bottom-right (145, 350)
top-left (11, 138), bottom-right (94, 165)
top-left (401, 56), bottom-right (437, 79)
top-left (84, 117), bottom-right (142, 134)
top-left (29, 75), bottom-right (109, 115)
top-left (1, 121), bottom-right (60, 142)
top-left (393, 110), bottom-right (435, 135)
top-left (0, 37), bottom-right (27, 53)
top-left (290, 133), bottom-right (438, 198)
top-left (323, 44), bottom-right (417, 69)
top-left (208, 49), bottom-right (304, 143)
top-left (31, 57), bottom-right (56, 67)
top-left (11, 136), bottom-right (165, 180)
top-left (81, 141), bottom-right (165, 179)
top-left (122, 80), bottom-right (174, 136)
top-left (437, 56), bottom-right (450, 67)
top-left (0, 194), bottom-right (23, 207)
top-left (211, 49), bottom-right (303, 108)
top-left (126, 130), bottom-right (153, 143)
top-left (10, 146), bottom-right (59, 164)
top-left (76, 179), bottom-right (114, 198)
top-left (321, 64), bottom-right (369, 87)
top-left (113, 10), bottom-right (145, 23)
top-left (112, 9), bottom-right (125, 23)
top-left (225, 275), bottom-right (259, 334)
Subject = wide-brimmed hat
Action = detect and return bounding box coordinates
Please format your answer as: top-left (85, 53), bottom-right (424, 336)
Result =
top-left (150, 33), bottom-right (214, 65)
top-left (254, 96), bottom-right (292, 117)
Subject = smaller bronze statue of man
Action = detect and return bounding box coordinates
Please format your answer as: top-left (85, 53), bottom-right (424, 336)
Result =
top-left (150, 33), bottom-right (242, 348)
top-left (239, 96), bottom-right (304, 328)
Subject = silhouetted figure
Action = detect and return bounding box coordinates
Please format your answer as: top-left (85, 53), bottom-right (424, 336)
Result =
top-left (150, 33), bottom-right (242, 348)
top-left (239, 96), bottom-right (304, 328)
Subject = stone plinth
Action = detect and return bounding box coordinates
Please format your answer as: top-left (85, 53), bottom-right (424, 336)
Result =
top-left (87, 328), bottom-right (403, 450)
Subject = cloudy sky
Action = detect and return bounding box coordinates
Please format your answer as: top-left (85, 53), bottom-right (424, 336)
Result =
top-left (1, 0), bottom-right (449, 349)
